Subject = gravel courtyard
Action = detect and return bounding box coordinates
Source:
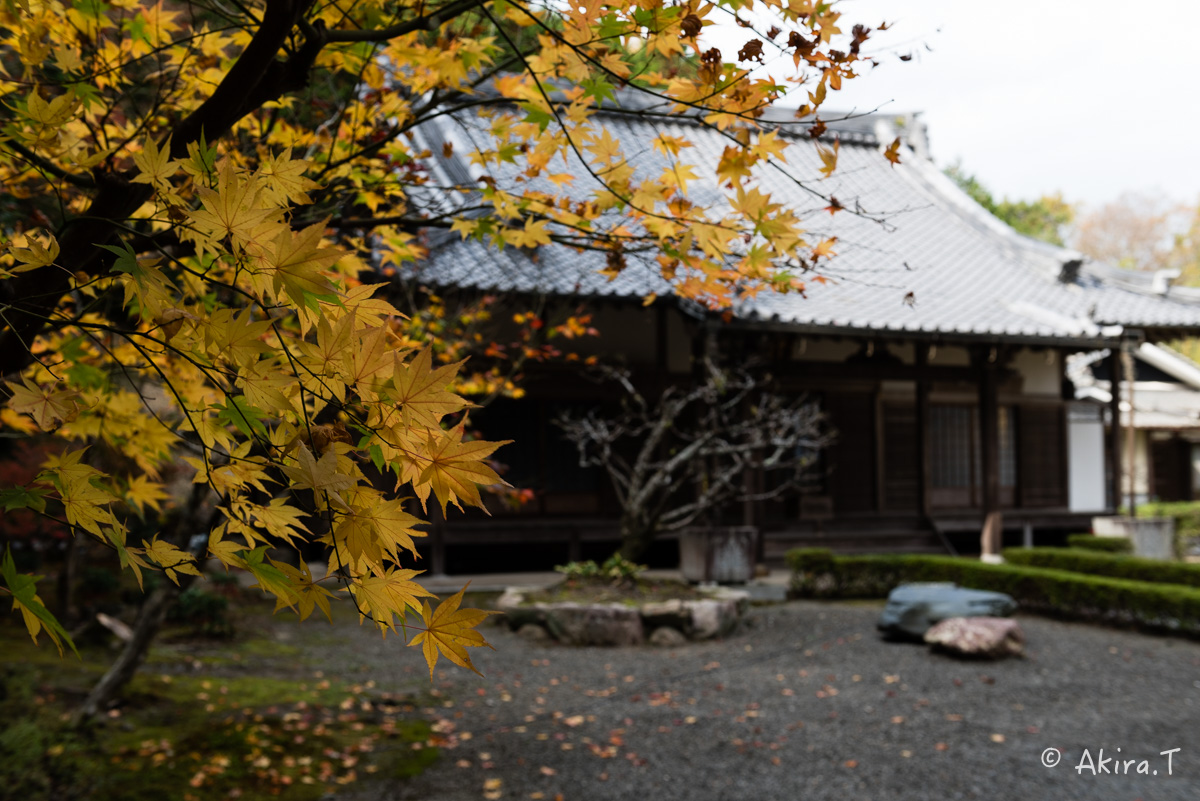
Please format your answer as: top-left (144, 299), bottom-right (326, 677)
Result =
top-left (326, 600), bottom-right (1200, 801)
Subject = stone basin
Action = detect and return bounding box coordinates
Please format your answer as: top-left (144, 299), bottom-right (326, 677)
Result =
top-left (495, 585), bottom-right (749, 646)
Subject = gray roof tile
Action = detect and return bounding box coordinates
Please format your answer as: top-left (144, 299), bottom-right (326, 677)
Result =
top-left (405, 106), bottom-right (1200, 345)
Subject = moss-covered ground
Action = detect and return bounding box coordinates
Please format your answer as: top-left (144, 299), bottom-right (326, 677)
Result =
top-left (0, 584), bottom-right (447, 801)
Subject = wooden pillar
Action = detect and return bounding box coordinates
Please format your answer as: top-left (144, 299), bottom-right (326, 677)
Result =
top-left (429, 505), bottom-right (447, 576)
top-left (1106, 349), bottom-right (1124, 512)
top-left (1123, 347), bottom-right (1137, 515)
top-left (978, 351), bottom-right (1002, 556)
top-left (916, 344), bottom-right (931, 519)
top-left (568, 526), bottom-right (582, 563)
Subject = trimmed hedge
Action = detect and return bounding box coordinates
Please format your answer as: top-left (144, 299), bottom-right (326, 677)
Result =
top-left (1003, 547), bottom-right (1200, 589)
top-left (1067, 534), bottom-right (1132, 554)
top-left (785, 548), bottom-right (1200, 636)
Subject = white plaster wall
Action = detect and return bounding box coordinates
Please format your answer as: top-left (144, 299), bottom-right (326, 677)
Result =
top-left (885, 342), bottom-right (915, 365)
top-left (1013, 348), bottom-right (1061, 397)
top-left (928, 345), bottom-right (970, 366)
top-left (1068, 405), bottom-right (1107, 512)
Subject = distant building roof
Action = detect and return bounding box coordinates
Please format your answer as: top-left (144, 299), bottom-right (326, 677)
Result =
top-left (404, 99), bottom-right (1200, 347)
top-left (1070, 344), bottom-right (1200, 430)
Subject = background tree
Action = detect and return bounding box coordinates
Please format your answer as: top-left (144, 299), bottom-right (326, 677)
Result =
top-left (0, 0), bottom-right (880, 714)
top-left (556, 366), bottom-right (828, 561)
top-left (1070, 195), bottom-right (1200, 360)
top-left (945, 163), bottom-right (1074, 246)
top-left (1071, 192), bottom-right (1197, 273)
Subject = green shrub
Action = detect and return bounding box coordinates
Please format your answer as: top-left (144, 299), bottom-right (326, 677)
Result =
top-left (1004, 547), bottom-right (1200, 588)
top-left (166, 586), bottom-right (232, 636)
top-left (1067, 534), bottom-right (1132, 554)
top-left (785, 550), bottom-right (1200, 636)
top-left (555, 554), bottom-right (646, 584)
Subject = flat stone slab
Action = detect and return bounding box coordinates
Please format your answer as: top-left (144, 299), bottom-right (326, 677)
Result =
top-left (496, 586), bottom-right (748, 645)
top-left (924, 616), bottom-right (1025, 659)
top-left (878, 582), bottom-right (1017, 639)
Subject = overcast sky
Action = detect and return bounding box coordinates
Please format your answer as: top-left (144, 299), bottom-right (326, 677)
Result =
top-left (736, 0), bottom-right (1200, 210)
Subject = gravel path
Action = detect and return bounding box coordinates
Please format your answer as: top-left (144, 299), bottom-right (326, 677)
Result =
top-left (308, 600), bottom-right (1200, 801)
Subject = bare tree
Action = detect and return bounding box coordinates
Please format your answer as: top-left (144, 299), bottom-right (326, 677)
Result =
top-left (556, 365), bottom-right (829, 561)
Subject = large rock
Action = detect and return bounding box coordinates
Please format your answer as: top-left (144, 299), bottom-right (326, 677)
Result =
top-left (687, 598), bottom-right (739, 640)
top-left (924, 617), bottom-right (1025, 659)
top-left (648, 626), bottom-right (689, 647)
top-left (543, 604), bottom-right (645, 646)
top-left (878, 583), bottom-right (1017, 639)
top-left (516, 623), bottom-right (550, 642)
top-left (495, 585), bottom-right (748, 646)
top-left (640, 600), bottom-right (690, 631)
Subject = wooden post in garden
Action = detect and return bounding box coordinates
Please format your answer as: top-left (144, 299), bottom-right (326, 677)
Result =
top-left (1123, 346), bottom-right (1137, 517)
top-left (978, 348), bottom-right (1003, 558)
top-left (1107, 349), bottom-right (1124, 512)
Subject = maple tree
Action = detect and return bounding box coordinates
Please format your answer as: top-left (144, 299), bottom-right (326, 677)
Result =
top-left (0, 0), bottom-right (881, 715)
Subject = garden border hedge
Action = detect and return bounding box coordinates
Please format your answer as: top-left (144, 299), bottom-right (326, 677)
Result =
top-left (1003, 547), bottom-right (1200, 589)
top-left (1066, 534), bottom-right (1132, 554)
top-left (785, 548), bottom-right (1200, 637)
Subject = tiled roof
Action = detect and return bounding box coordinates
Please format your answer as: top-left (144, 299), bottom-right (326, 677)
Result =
top-left (403, 102), bottom-right (1200, 346)
top-left (1069, 345), bottom-right (1200, 430)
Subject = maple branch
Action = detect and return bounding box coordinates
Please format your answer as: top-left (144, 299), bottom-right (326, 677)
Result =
top-left (169, 0), bottom-right (317, 157)
top-left (0, 0), bottom-right (320, 379)
top-left (319, 0), bottom-right (488, 42)
top-left (2, 140), bottom-right (96, 189)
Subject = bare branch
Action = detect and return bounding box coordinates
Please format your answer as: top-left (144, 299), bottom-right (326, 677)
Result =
top-left (555, 363), bottom-right (831, 559)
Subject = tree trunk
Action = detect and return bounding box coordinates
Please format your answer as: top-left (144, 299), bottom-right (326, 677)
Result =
top-left (71, 483), bottom-right (212, 727)
top-left (71, 580), bottom-right (180, 726)
top-left (56, 535), bottom-right (81, 626)
top-left (617, 515), bottom-right (657, 562)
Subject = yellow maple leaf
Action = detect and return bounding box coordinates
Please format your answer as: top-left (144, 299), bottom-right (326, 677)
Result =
top-left (130, 135), bottom-right (177, 191)
top-left (349, 567), bottom-right (437, 632)
top-left (57, 468), bottom-right (120, 539)
top-left (280, 443), bottom-right (357, 509)
top-left (389, 348), bottom-right (470, 430)
top-left (143, 537), bottom-right (202, 585)
top-left (190, 160), bottom-right (277, 249)
top-left (332, 489), bottom-right (424, 573)
top-left (6, 376), bottom-right (80, 431)
top-left (256, 148), bottom-right (318, 205)
top-left (125, 475), bottom-right (168, 516)
top-left (7, 232), bottom-right (60, 273)
top-left (501, 217), bottom-right (553, 248)
top-left (817, 139), bottom-right (839, 178)
top-left (884, 136), bottom-right (902, 167)
top-left (409, 585), bottom-right (497, 679)
top-left (417, 424), bottom-right (509, 514)
top-left (345, 323), bottom-right (395, 395)
top-left (204, 307), bottom-right (273, 364)
top-left (263, 222), bottom-right (341, 309)
top-left (241, 498), bottom-right (310, 546)
top-left (273, 560), bottom-right (335, 621)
